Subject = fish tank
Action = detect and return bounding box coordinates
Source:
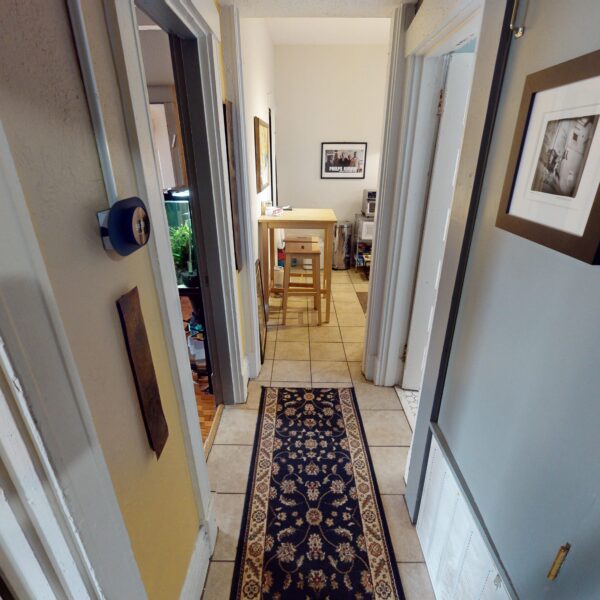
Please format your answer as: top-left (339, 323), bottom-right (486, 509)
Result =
top-left (163, 188), bottom-right (200, 288)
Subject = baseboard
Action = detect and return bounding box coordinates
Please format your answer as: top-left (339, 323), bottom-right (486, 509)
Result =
top-left (179, 496), bottom-right (218, 600)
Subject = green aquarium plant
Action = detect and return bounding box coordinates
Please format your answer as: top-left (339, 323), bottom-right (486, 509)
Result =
top-left (169, 223), bottom-right (198, 284)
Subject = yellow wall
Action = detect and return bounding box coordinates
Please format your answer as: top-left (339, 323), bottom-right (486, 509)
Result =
top-left (0, 1), bottom-right (199, 598)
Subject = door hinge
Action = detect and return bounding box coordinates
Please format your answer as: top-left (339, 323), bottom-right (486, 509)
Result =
top-left (436, 88), bottom-right (445, 116)
top-left (401, 343), bottom-right (408, 362)
top-left (547, 543), bottom-right (571, 581)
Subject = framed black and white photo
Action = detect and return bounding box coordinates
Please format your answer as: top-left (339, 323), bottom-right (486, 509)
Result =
top-left (497, 50), bottom-right (600, 264)
top-left (321, 142), bottom-right (367, 179)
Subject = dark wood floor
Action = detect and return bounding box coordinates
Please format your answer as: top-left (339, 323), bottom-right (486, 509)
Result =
top-left (181, 296), bottom-right (219, 452)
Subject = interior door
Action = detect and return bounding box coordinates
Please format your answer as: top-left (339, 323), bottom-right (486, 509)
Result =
top-left (402, 51), bottom-right (475, 391)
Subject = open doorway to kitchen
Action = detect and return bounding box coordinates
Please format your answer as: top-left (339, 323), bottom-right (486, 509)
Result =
top-left (135, 7), bottom-right (220, 450)
top-left (238, 17), bottom-right (392, 371)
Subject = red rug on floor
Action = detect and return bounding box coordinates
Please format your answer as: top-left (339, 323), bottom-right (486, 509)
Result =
top-left (230, 387), bottom-right (405, 599)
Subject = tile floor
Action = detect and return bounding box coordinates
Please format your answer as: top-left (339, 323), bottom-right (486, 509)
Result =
top-left (203, 269), bottom-right (435, 599)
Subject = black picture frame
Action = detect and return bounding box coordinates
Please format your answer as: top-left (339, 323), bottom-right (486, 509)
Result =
top-left (255, 259), bottom-right (268, 363)
top-left (496, 49), bottom-right (600, 264)
top-left (321, 142), bottom-right (367, 179)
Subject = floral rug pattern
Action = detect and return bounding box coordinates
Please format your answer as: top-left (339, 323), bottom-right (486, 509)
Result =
top-left (231, 387), bottom-right (404, 599)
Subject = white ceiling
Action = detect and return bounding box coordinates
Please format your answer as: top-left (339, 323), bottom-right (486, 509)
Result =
top-left (220, 0), bottom-right (409, 18)
top-left (265, 18), bottom-right (391, 46)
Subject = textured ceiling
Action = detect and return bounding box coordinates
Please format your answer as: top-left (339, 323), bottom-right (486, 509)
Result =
top-left (265, 18), bottom-right (391, 45)
top-left (219, 0), bottom-right (410, 18)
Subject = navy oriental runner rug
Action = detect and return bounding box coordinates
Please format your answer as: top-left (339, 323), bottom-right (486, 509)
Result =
top-left (231, 387), bottom-right (405, 600)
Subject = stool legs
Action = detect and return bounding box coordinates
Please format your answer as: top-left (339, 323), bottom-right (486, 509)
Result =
top-left (282, 254), bottom-right (292, 325)
top-left (313, 255), bottom-right (321, 326)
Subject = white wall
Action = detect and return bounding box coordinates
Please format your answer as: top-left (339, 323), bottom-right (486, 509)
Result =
top-left (241, 18), bottom-right (276, 258)
top-left (274, 45), bottom-right (389, 224)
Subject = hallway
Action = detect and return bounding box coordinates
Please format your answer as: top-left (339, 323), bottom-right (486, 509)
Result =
top-left (204, 269), bottom-right (435, 598)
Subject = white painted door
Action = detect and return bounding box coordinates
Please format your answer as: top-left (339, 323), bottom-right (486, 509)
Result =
top-left (402, 52), bottom-right (475, 391)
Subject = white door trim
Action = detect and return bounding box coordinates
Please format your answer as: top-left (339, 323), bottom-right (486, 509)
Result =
top-left (220, 4), bottom-right (262, 380)
top-left (366, 0), bottom-right (483, 387)
top-left (364, 3), bottom-right (416, 383)
top-left (0, 339), bottom-right (97, 599)
top-left (0, 121), bottom-right (146, 598)
top-left (104, 0), bottom-right (216, 528)
top-left (363, 0), bottom-right (484, 386)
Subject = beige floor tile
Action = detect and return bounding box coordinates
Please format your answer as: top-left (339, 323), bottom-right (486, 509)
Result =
top-left (370, 447), bottom-right (408, 494)
top-left (277, 326), bottom-right (309, 342)
top-left (333, 293), bottom-right (362, 305)
top-left (349, 270), bottom-right (367, 282)
top-left (272, 360), bottom-right (311, 382)
top-left (361, 410), bottom-right (412, 446)
top-left (285, 297), bottom-right (308, 308)
top-left (354, 382), bottom-right (402, 410)
top-left (353, 283), bottom-right (370, 292)
top-left (340, 326), bottom-right (365, 343)
top-left (275, 341), bottom-right (310, 361)
top-left (207, 445), bottom-right (253, 493)
top-left (312, 383), bottom-right (353, 389)
top-left (344, 342), bottom-right (364, 361)
top-left (245, 381), bottom-right (263, 409)
top-left (309, 326), bottom-right (342, 342)
top-left (311, 361), bottom-right (352, 383)
top-left (281, 309), bottom-right (310, 326)
top-left (381, 495), bottom-right (424, 563)
top-left (398, 563), bottom-right (435, 600)
top-left (332, 283), bottom-right (355, 292)
top-left (202, 562), bottom-right (234, 600)
top-left (308, 310), bottom-right (338, 327)
top-left (337, 311), bottom-right (366, 326)
top-left (254, 359), bottom-right (272, 382)
top-left (213, 493), bottom-right (245, 561)
top-left (310, 342), bottom-right (346, 361)
top-left (348, 361), bottom-right (368, 383)
top-left (331, 271), bottom-right (351, 282)
top-left (214, 409), bottom-right (258, 445)
top-left (270, 381), bottom-right (312, 388)
top-left (264, 339), bottom-right (275, 359)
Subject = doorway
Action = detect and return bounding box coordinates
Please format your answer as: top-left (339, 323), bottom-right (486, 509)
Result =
top-left (135, 6), bottom-right (221, 451)
top-left (398, 45), bottom-right (476, 426)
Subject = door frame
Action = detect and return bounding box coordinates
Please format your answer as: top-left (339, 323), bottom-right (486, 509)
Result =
top-left (401, 50), bottom-right (475, 392)
top-left (364, 0), bottom-right (513, 518)
top-left (220, 5), bottom-right (262, 379)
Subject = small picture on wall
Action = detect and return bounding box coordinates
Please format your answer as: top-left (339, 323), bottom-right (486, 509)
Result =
top-left (321, 142), bottom-right (367, 179)
top-left (254, 117), bottom-right (270, 193)
top-left (530, 115), bottom-right (598, 198)
top-left (496, 49), bottom-right (600, 264)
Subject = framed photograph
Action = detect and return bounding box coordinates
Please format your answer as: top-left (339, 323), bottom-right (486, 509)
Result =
top-left (223, 101), bottom-right (242, 271)
top-left (255, 259), bottom-right (268, 363)
top-left (321, 142), bottom-right (367, 179)
top-left (254, 117), bottom-right (270, 193)
top-left (496, 50), bottom-right (600, 264)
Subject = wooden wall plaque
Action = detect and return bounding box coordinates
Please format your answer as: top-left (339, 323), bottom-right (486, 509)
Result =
top-left (116, 287), bottom-right (169, 458)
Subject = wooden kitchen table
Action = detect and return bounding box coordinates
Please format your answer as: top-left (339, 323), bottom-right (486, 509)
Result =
top-left (258, 208), bottom-right (337, 323)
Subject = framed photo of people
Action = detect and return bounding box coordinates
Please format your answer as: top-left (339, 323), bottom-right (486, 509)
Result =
top-left (321, 142), bottom-right (367, 179)
top-left (496, 50), bottom-right (600, 264)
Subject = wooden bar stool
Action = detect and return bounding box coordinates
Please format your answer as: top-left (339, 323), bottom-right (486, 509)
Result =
top-left (282, 238), bottom-right (321, 326)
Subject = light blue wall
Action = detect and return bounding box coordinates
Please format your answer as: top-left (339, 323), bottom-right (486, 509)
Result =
top-left (438, 1), bottom-right (600, 598)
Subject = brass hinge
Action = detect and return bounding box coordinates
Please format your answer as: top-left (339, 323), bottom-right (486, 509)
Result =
top-left (436, 88), bottom-right (445, 116)
top-left (547, 543), bottom-right (571, 581)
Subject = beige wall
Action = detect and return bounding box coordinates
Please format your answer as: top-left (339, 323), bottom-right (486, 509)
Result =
top-left (241, 18), bottom-right (277, 259)
top-left (0, 1), bottom-right (199, 598)
top-left (275, 45), bottom-right (389, 223)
